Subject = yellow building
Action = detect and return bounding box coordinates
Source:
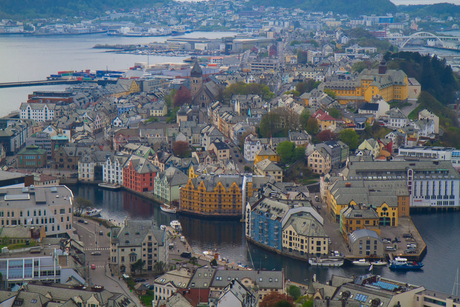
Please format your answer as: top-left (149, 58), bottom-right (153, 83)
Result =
top-left (188, 165), bottom-right (199, 179)
top-left (179, 175), bottom-right (269, 217)
top-left (322, 61), bottom-right (410, 105)
top-left (109, 79), bottom-right (141, 98)
top-left (254, 146), bottom-right (280, 164)
top-left (327, 180), bottom-right (406, 225)
top-left (340, 203), bottom-right (380, 242)
top-left (282, 213), bottom-right (329, 256)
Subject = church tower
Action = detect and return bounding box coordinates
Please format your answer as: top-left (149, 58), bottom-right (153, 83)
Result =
top-left (190, 61), bottom-right (203, 99)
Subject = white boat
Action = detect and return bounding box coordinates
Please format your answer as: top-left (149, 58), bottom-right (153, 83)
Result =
top-left (308, 257), bottom-right (344, 267)
top-left (353, 259), bottom-right (371, 266)
top-left (83, 208), bottom-right (102, 217)
top-left (371, 260), bottom-right (388, 266)
top-left (170, 220), bottom-right (182, 231)
top-left (160, 204), bottom-right (177, 214)
top-left (98, 183), bottom-right (121, 190)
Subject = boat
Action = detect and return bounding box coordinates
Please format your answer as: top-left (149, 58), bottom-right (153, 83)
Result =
top-left (98, 183), bottom-right (121, 191)
top-left (308, 257), bottom-right (344, 267)
top-left (389, 257), bottom-right (424, 270)
top-left (83, 208), bottom-right (102, 217)
top-left (160, 204), bottom-right (177, 214)
top-left (170, 220), bottom-right (182, 232)
top-left (353, 259), bottom-right (371, 266)
top-left (371, 260), bottom-right (388, 266)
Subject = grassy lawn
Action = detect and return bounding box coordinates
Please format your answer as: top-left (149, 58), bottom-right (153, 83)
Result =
top-left (140, 290), bottom-right (154, 306)
top-left (0, 241), bottom-right (37, 250)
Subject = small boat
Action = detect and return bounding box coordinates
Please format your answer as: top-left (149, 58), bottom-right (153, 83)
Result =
top-left (353, 259), bottom-right (371, 266)
top-left (98, 183), bottom-right (121, 190)
top-left (308, 257), bottom-right (344, 267)
top-left (371, 260), bottom-right (388, 266)
top-left (389, 257), bottom-right (424, 270)
top-left (83, 208), bottom-right (102, 217)
top-left (160, 204), bottom-right (177, 214)
top-left (170, 220), bottom-right (182, 232)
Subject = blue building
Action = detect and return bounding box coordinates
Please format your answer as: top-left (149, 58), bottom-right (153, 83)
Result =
top-left (245, 198), bottom-right (290, 251)
top-left (117, 104), bottom-right (136, 115)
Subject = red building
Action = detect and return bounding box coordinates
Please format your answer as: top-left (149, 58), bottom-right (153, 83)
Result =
top-left (123, 156), bottom-right (159, 193)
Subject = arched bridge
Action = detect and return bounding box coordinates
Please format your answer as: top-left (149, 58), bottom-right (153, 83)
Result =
top-left (399, 32), bottom-right (446, 49)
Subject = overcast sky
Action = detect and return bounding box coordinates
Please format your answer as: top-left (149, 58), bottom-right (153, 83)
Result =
top-left (391, 0), bottom-right (460, 5)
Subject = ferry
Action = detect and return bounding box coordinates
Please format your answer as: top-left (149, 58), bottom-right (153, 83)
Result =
top-left (83, 208), bottom-right (102, 217)
top-left (353, 259), bottom-right (371, 266)
top-left (170, 220), bottom-right (182, 232)
top-left (389, 257), bottom-right (424, 270)
top-left (308, 257), bottom-right (344, 267)
top-left (160, 204), bottom-right (177, 214)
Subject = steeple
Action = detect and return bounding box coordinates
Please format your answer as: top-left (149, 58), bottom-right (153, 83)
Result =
top-left (190, 61), bottom-right (203, 78)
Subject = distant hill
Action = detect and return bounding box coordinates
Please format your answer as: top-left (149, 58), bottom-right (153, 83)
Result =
top-left (246, 0), bottom-right (397, 16)
top-left (0, 0), bottom-right (167, 19)
top-left (398, 3), bottom-right (460, 17)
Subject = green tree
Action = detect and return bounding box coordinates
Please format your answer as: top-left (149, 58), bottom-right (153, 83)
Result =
top-left (189, 257), bottom-right (198, 265)
top-left (339, 129), bottom-right (360, 150)
top-left (153, 261), bottom-right (167, 275)
top-left (299, 109), bottom-right (311, 130)
top-left (310, 40), bottom-right (319, 47)
top-left (306, 118), bottom-right (319, 135)
top-left (296, 80), bottom-right (320, 95)
top-left (324, 89), bottom-right (337, 99)
top-left (259, 112), bottom-right (281, 138)
top-left (277, 141), bottom-right (295, 163)
top-left (293, 147), bottom-right (306, 161)
top-left (275, 301), bottom-right (294, 307)
top-left (327, 108), bottom-right (342, 119)
top-left (131, 259), bottom-right (145, 275)
top-left (73, 197), bottom-right (93, 216)
top-left (287, 285), bottom-right (301, 300)
top-left (352, 61), bottom-right (369, 73)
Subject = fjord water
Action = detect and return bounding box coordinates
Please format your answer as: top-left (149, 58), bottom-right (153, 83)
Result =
top-left (71, 185), bottom-right (460, 293)
top-left (0, 31), bottom-right (236, 116)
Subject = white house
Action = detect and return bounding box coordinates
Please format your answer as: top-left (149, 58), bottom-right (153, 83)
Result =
top-left (386, 108), bottom-right (409, 129)
top-left (358, 95), bottom-right (390, 120)
top-left (418, 109), bottom-right (439, 134)
top-left (102, 154), bottom-right (128, 184)
top-left (20, 103), bottom-right (55, 122)
top-left (243, 133), bottom-right (269, 162)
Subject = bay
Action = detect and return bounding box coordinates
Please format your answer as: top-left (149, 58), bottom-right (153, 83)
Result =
top-left (71, 185), bottom-right (460, 293)
top-left (0, 31), bottom-right (236, 117)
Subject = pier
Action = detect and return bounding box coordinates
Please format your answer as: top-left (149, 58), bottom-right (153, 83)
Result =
top-left (0, 79), bottom-right (117, 88)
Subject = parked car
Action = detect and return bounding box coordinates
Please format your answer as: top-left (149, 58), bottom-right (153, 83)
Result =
top-left (99, 231), bottom-right (104, 235)
top-left (385, 246), bottom-right (396, 251)
top-left (383, 239), bottom-right (391, 244)
top-left (180, 252), bottom-right (192, 258)
top-left (135, 278), bottom-right (147, 282)
top-left (403, 233), bottom-right (413, 239)
top-left (91, 264), bottom-right (96, 270)
top-left (91, 251), bottom-right (101, 256)
top-left (235, 154), bottom-right (239, 157)
top-left (78, 219), bottom-right (88, 224)
top-left (392, 237), bottom-right (401, 243)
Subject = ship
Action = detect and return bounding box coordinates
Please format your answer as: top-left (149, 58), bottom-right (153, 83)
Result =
top-left (389, 257), bottom-right (424, 270)
top-left (83, 208), bottom-right (102, 217)
top-left (160, 204), bottom-right (177, 214)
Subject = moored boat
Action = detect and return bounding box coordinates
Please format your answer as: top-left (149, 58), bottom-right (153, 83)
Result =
top-left (389, 257), bottom-right (424, 270)
top-left (83, 208), bottom-right (102, 217)
top-left (98, 183), bottom-right (121, 190)
top-left (353, 259), bottom-right (371, 266)
top-left (170, 220), bottom-right (182, 232)
top-left (160, 204), bottom-right (177, 214)
top-left (308, 257), bottom-right (344, 267)
top-left (371, 260), bottom-right (388, 266)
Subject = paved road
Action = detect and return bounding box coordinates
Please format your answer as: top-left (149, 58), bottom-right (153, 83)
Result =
top-left (401, 98), bottom-right (418, 116)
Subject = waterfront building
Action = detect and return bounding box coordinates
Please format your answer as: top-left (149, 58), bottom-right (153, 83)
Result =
top-left (102, 154), bottom-right (128, 185)
top-left (348, 229), bottom-right (384, 257)
top-left (122, 155), bottom-right (159, 193)
top-left (327, 180), bottom-right (406, 224)
top-left (78, 150), bottom-right (112, 182)
top-left (340, 204), bottom-right (380, 241)
top-left (254, 159), bottom-right (283, 182)
top-left (414, 290), bottom-right (460, 307)
top-left (152, 268), bottom-right (192, 306)
top-left (153, 166), bottom-right (189, 203)
top-left (346, 159), bottom-right (460, 209)
top-left (179, 174), bottom-right (269, 217)
top-left (0, 185), bottom-right (73, 237)
top-left (254, 146), bottom-right (280, 164)
top-left (17, 145), bottom-right (47, 168)
top-left (20, 102), bottom-right (56, 122)
top-left (109, 220), bottom-right (169, 275)
top-left (282, 211), bottom-right (329, 256)
top-left (210, 269), bottom-right (285, 302)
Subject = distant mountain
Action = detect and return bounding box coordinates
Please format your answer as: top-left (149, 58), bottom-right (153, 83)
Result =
top-left (246, 0), bottom-right (397, 16)
top-left (398, 3), bottom-right (460, 17)
top-left (0, 0), bottom-right (167, 19)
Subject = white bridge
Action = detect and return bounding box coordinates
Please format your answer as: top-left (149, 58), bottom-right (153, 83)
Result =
top-left (386, 32), bottom-right (460, 49)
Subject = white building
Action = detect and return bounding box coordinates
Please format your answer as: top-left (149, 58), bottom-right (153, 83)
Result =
top-left (0, 185), bottom-right (73, 236)
top-left (152, 268), bottom-right (191, 306)
top-left (20, 103), bottom-right (56, 122)
top-left (243, 134), bottom-right (269, 162)
top-left (358, 95), bottom-right (390, 120)
top-left (398, 146), bottom-right (460, 168)
top-left (418, 109), bottom-right (439, 134)
top-left (102, 154), bottom-right (128, 185)
top-left (386, 108), bottom-right (409, 129)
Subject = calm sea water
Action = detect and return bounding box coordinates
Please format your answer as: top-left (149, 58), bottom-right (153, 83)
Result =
top-left (0, 31), bottom-right (236, 117)
top-left (71, 185), bottom-right (460, 293)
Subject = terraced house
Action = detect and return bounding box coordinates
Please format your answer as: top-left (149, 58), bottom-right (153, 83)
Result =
top-left (153, 166), bottom-right (189, 203)
top-left (123, 155), bottom-right (159, 193)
